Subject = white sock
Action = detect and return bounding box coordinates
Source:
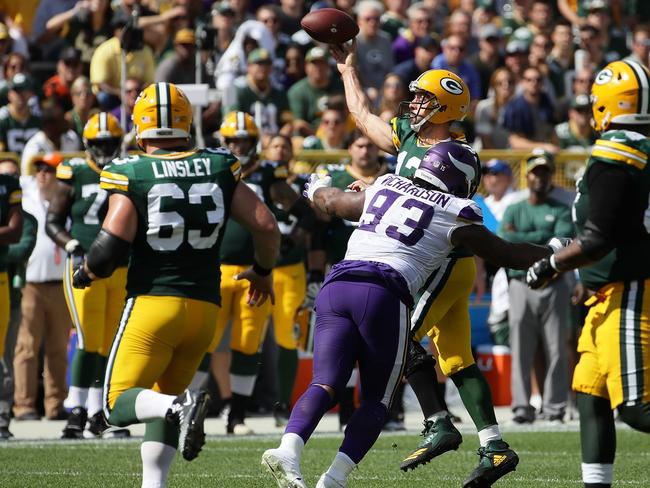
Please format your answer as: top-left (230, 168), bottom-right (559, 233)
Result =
top-left (477, 425), bottom-right (501, 447)
top-left (188, 370), bottom-right (209, 390)
top-left (279, 433), bottom-right (305, 461)
top-left (230, 374), bottom-right (257, 396)
top-left (141, 441), bottom-right (176, 488)
top-left (134, 390), bottom-right (177, 422)
top-left (64, 386), bottom-right (88, 409)
top-left (326, 451), bottom-right (355, 482)
top-left (582, 463), bottom-right (614, 483)
top-left (87, 387), bottom-right (103, 417)
top-left (427, 411), bottom-right (449, 421)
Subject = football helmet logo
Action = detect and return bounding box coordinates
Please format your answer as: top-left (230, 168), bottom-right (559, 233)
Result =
top-left (413, 141), bottom-right (481, 198)
top-left (82, 112), bottom-right (124, 168)
top-left (399, 70), bottom-right (470, 132)
top-left (132, 82), bottom-right (192, 148)
top-left (591, 60), bottom-right (650, 132)
top-left (220, 111), bottom-right (260, 166)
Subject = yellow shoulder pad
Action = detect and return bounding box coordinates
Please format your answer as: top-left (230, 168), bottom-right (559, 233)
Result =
top-left (592, 139), bottom-right (647, 170)
top-left (56, 165), bottom-right (74, 180)
top-left (9, 189), bottom-right (21, 205)
top-left (100, 170), bottom-right (129, 192)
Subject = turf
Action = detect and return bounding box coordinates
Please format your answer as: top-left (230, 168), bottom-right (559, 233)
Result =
top-left (0, 430), bottom-right (647, 487)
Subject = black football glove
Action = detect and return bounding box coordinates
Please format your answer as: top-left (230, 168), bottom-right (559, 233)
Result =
top-left (72, 262), bottom-right (93, 289)
top-left (65, 239), bottom-right (85, 267)
top-left (526, 257), bottom-right (558, 289)
top-left (302, 270), bottom-right (324, 309)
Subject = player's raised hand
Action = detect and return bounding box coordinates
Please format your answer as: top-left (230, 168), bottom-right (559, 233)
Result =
top-left (234, 268), bottom-right (275, 306)
top-left (329, 40), bottom-right (357, 74)
top-left (347, 179), bottom-right (369, 192)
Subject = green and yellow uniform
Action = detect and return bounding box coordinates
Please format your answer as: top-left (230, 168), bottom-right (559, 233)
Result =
top-left (100, 147), bottom-right (240, 409)
top-left (391, 116), bottom-right (476, 375)
top-left (554, 121), bottom-right (597, 149)
top-left (572, 130), bottom-right (650, 408)
top-left (0, 174), bottom-right (21, 357)
top-left (227, 84), bottom-right (291, 136)
top-left (0, 106), bottom-right (40, 154)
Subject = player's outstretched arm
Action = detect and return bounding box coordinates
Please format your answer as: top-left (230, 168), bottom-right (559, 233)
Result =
top-left (45, 181), bottom-right (75, 249)
top-left (230, 181), bottom-right (281, 306)
top-left (452, 224), bottom-right (551, 270)
top-left (303, 173), bottom-right (365, 221)
top-left (330, 42), bottom-right (395, 155)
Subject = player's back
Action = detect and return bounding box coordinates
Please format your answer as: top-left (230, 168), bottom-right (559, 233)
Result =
top-left (344, 174), bottom-right (483, 297)
top-left (100, 147), bottom-right (241, 304)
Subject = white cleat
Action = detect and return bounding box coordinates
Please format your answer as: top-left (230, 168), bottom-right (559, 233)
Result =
top-left (262, 449), bottom-right (308, 488)
top-left (316, 473), bottom-right (346, 488)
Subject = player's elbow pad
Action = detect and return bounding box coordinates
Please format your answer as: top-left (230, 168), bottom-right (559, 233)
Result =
top-left (290, 197), bottom-right (316, 232)
top-left (86, 229), bottom-right (130, 278)
top-left (45, 211), bottom-right (67, 241)
top-left (576, 220), bottom-right (612, 260)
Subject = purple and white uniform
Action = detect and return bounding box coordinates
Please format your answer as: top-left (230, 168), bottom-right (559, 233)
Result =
top-left (285, 174), bottom-right (483, 464)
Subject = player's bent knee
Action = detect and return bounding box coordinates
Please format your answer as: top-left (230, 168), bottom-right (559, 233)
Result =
top-left (313, 383), bottom-right (336, 399)
top-left (617, 403), bottom-right (650, 433)
top-left (404, 338), bottom-right (437, 379)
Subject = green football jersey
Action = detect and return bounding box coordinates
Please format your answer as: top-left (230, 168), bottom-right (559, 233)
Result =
top-left (100, 147), bottom-right (241, 304)
top-left (274, 166), bottom-right (307, 267)
top-left (227, 85), bottom-right (291, 136)
top-left (554, 121), bottom-right (597, 149)
top-left (0, 174), bottom-right (22, 272)
top-left (573, 130), bottom-right (650, 290)
top-left (56, 158), bottom-right (108, 251)
top-left (0, 107), bottom-right (41, 154)
top-left (220, 160), bottom-right (287, 265)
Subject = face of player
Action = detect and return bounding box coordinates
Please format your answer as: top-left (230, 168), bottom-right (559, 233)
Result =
top-left (226, 138), bottom-right (256, 159)
top-left (408, 90), bottom-right (436, 126)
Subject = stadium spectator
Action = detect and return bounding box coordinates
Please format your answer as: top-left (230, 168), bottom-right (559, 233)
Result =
top-left (280, 43), bottom-right (305, 90)
top-left (225, 48), bottom-right (292, 141)
top-left (42, 47), bottom-right (83, 112)
top-left (277, 0), bottom-right (305, 36)
top-left (576, 24), bottom-right (608, 71)
top-left (500, 152), bottom-right (573, 424)
top-left (0, 53), bottom-right (36, 108)
top-left (302, 108), bottom-right (348, 151)
top-left (524, 0), bottom-right (555, 37)
top-left (0, 23), bottom-right (14, 64)
top-left (445, 9), bottom-right (478, 56)
top-left (380, 0), bottom-right (409, 41)
top-left (355, 0), bottom-right (395, 94)
top-left (474, 67), bottom-right (515, 150)
top-left (14, 153), bottom-right (71, 421)
top-left (547, 20), bottom-right (575, 100)
top-left (469, 23), bottom-right (505, 100)
top-left (110, 76), bottom-right (141, 139)
top-left (288, 46), bottom-right (343, 135)
top-left (503, 39), bottom-right (529, 86)
top-left (555, 67), bottom-right (595, 120)
top-left (256, 5), bottom-right (291, 85)
top-left (210, 1), bottom-right (237, 67)
top-left (503, 66), bottom-right (558, 153)
top-left (0, 6), bottom-right (31, 58)
top-left (392, 2), bottom-right (432, 65)
top-left (0, 74), bottom-right (41, 156)
top-left (584, 0), bottom-right (628, 61)
top-left (624, 23), bottom-right (650, 68)
top-left (155, 28), bottom-right (210, 85)
top-left (377, 73), bottom-right (407, 122)
top-left (432, 34), bottom-right (481, 107)
top-left (554, 94), bottom-right (597, 150)
top-left (66, 76), bottom-right (97, 140)
top-left (20, 98), bottom-right (81, 175)
top-left (392, 34), bottom-right (439, 88)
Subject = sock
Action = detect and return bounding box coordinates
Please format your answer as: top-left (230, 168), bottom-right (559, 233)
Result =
top-left (325, 451), bottom-right (356, 483)
top-left (228, 393), bottom-right (248, 425)
top-left (230, 351), bottom-right (260, 397)
top-left (141, 441), bottom-right (176, 488)
top-left (87, 387), bottom-right (103, 417)
top-left (435, 381), bottom-right (450, 411)
top-left (286, 384), bottom-right (334, 443)
top-left (64, 386), bottom-right (88, 410)
top-left (577, 393), bottom-right (615, 484)
top-left (188, 370), bottom-right (209, 390)
top-left (277, 346), bottom-right (298, 405)
top-left (477, 424), bottom-right (501, 447)
top-left (450, 364), bottom-right (497, 430)
top-left (135, 390), bottom-right (177, 422)
top-left (584, 484), bottom-right (611, 488)
top-left (279, 432), bottom-right (305, 460)
top-left (70, 349), bottom-right (98, 388)
top-left (340, 401), bottom-right (388, 464)
top-left (406, 367), bottom-right (447, 418)
top-left (338, 387), bottom-right (356, 425)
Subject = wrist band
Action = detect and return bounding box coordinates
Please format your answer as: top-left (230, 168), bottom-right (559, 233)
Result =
top-left (549, 254), bottom-right (559, 271)
top-left (253, 260), bottom-right (272, 276)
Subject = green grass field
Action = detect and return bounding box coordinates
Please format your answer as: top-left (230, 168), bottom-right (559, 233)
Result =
top-left (0, 430), bottom-right (647, 487)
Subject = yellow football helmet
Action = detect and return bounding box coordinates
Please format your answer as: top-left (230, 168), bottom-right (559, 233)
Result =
top-left (401, 69), bottom-right (470, 131)
top-left (132, 82), bottom-right (192, 147)
top-left (83, 112), bottom-right (124, 168)
top-left (220, 111), bottom-right (259, 165)
top-left (591, 60), bottom-right (650, 132)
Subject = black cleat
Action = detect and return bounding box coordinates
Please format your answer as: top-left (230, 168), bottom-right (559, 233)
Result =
top-left (463, 439), bottom-right (519, 487)
top-left (400, 415), bottom-right (462, 471)
top-left (166, 389), bottom-right (210, 461)
top-left (61, 407), bottom-right (88, 439)
top-left (84, 412), bottom-right (130, 439)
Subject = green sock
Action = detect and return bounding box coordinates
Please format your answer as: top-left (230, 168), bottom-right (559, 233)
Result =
top-left (94, 354), bottom-right (108, 388)
top-left (450, 364), bottom-right (497, 430)
top-left (577, 393), bottom-right (616, 464)
top-left (231, 351), bottom-right (261, 376)
top-left (108, 387), bottom-right (144, 427)
top-left (71, 349), bottom-right (99, 387)
top-left (277, 346), bottom-right (298, 405)
top-left (144, 418), bottom-right (179, 449)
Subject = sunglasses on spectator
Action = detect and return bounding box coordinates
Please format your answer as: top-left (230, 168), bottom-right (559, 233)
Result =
top-left (35, 164), bottom-right (55, 173)
top-left (413, 17), bottom-right (431, 24)
top-left (384, 81), bottom-right (401, 88)
top-left (260, 17), bottom-right (278, 24)
top-left (322, 118), bottom-right (343, 126)
top-left (362, 16), bottom-right (380, 22)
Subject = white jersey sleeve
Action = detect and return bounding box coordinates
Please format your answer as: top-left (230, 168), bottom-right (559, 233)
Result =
top-left (344, 174), bottom-right (483, 298)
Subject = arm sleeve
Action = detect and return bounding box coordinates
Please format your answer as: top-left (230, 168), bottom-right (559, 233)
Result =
top-left (7, 212), bottom-right (37, 263)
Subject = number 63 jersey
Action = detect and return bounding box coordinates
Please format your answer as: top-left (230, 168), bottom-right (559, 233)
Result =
top-left (344, 174), bottom-right (483, 299)
top-left (100, 148), bottom-right (241, 305)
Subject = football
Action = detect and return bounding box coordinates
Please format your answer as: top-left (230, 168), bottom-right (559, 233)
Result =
top-left (300, 8), bottom-right (359, 44)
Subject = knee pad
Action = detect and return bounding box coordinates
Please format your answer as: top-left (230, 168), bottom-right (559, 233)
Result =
top-left (404, 339), bottom-right (437, 379)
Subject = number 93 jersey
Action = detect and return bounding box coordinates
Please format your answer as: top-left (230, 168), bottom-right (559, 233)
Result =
top-left (57, 158), bottom-right (109, 251)
top-left (100, 147), bottom-right (241, 304)
top-left (344, 174), bottom-right (483, 299)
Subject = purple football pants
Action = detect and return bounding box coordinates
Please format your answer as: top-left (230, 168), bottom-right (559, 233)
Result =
top-left (285, 278), bottom-right (409, 463)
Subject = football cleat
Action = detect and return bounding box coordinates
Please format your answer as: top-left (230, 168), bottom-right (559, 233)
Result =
top-left (400, 415), bottom-right (462, 471)
top-left (84, 412), bottom-right (131, 439)
top-left (61, 406), bottom-right (88, 440)
top-left (227, 420), bottom-right (254, 435)
top-left (273, 402), bottom-right (290, 428)
top-left (463, 439), bottom-right (519, 488)
top-left (166, 389), bottom-right (210, 461)
top-left (262, 448), bottom-right (307, 488)
top-left (316, 472), bottom-right (346, 488)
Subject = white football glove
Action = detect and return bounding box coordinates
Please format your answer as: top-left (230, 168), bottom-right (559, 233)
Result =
top-left (303, 173), bottom-right (332, 202)
top-left (546, 237), bottom-right (572, 253)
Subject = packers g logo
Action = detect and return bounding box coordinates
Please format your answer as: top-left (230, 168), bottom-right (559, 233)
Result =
top-left (440, 77), bottom-right (464, 95)
top-left (595, 68), bottom-right (613, 85)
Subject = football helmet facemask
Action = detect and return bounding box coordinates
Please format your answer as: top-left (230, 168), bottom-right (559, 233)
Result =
top-left (220, 111), bottom-right (259, 166)
top-left (82, 112), bottom-right (124, 168)
top-left (399, 70), bottom-right (470, 132)
top-left (413, 141), bottom-right (481, 198)
top-left (591, 60), bottom-right (650, 132)
top-left (132, 82), bottom-right (192, 149)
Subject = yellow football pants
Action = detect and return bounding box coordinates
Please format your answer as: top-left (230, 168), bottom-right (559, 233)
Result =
top-left (272, 262), bottom-right (306, 350)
